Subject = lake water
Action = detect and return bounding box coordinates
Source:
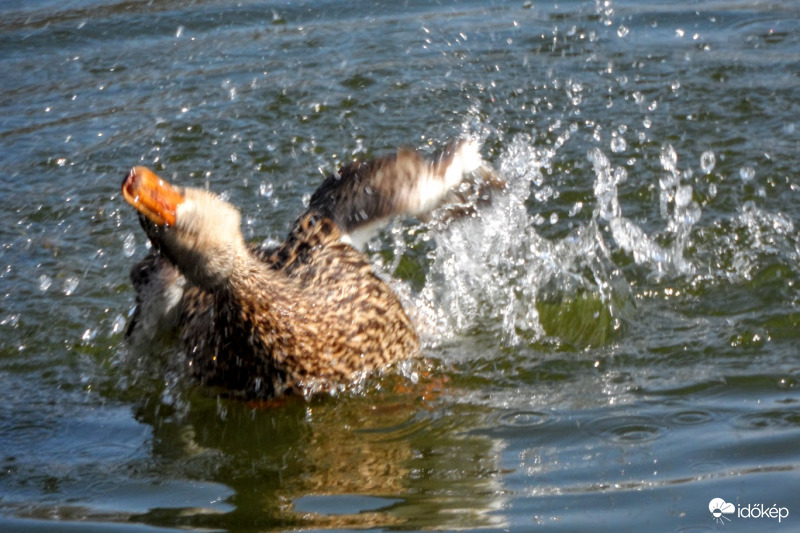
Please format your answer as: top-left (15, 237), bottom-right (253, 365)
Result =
top-left (1, 0), bottom-right (799, 531)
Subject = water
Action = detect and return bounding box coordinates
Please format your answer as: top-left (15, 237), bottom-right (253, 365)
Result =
top-left (1, 0), bottom-right (799, 530)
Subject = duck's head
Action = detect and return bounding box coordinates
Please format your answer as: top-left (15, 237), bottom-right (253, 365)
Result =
top-left (122, 166), bottom-right (246, 289)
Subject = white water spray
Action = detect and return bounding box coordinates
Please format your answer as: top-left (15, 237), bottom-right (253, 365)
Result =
top-left (410, 133), bottom-right (704, 349)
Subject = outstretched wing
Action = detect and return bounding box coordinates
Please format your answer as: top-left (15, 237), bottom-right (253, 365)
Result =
top-left (305, 138), bottom-right (498, 248)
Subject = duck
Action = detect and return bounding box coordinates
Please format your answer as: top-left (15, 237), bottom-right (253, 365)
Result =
top-left (122, 138), bottom-right (496, 398)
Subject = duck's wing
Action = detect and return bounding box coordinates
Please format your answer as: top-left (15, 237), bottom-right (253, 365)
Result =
top-left (125, 250), bottom-right (187, 351)
top-left (306, 138), bottom-right (500, 249)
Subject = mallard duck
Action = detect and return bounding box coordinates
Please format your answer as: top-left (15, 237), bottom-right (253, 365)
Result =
top-left (122, 139), bottom-right (494, 398)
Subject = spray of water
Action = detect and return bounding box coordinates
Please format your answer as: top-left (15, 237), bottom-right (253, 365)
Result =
top-left (397, 128), bottom-right (706, 351)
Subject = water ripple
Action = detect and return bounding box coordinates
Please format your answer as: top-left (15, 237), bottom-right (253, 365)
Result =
top-left (583, 414), bottom-right (667, 444)
top-left (667, 409), bottom-right (715, 426)
top-left (732, 409), bottom-right (800, 431)
top-left (497, 409), bottom-right (554, 429)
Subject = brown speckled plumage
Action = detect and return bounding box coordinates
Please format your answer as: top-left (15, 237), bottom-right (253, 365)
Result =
top-left (175, 211), bottom-right (417, 398)
top-left (122, 139), bottom-right (494, 398)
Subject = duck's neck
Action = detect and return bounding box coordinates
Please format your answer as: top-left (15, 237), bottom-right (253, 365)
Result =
top-left (214, 250), bottom-right (272, 296)
top-left (173, 234), bottom-right (247, 292)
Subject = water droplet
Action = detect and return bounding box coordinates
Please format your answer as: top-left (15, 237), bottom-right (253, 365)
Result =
top-left (700, 151), bottom-right (716, 174)
top-left (259, 182), bottom-right (274, 198)
top-left (617, 25), bottom-right (629, 38)
top-left (739, 166), bottom-right (755, 182)
top-left (610, 135), bottom-right (627, 153)
top-left (587, 147), bottom-right (610, 170)
top-left (38, 274), bottom-right (52, 292)
top-left (1, 314), bottom-right (20, 327)
top-left (675, 185), bottom-right (693, 208)
top-left (63, 276), bottom-right (79, 296)
top-left (708, 182), bottom-right (717, 198)
top-left (123, 232), bottom-right (136, 257)
top-left (550, 212), bottom-right (559, 225)
top-left (175, 26), bottom-right (184, 38)
top-left (660, 144), bottom-right (677, 172)
top-left (112, 314), bottom-right (126, 335)
top-left (569, 201), bottom-right (583, 217)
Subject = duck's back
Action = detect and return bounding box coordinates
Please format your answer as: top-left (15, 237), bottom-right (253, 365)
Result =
top-left (180, 209), bottom-right (418, 398)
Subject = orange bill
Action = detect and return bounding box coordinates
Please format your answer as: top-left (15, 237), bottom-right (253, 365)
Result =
top-left (121, 166), bottom-right (184, 226)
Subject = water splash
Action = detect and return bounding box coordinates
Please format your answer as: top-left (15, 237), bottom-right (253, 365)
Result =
top-left (410, 133), bottom-right (703, 349)
top-left (607, 144), bottom-right (700, 277)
